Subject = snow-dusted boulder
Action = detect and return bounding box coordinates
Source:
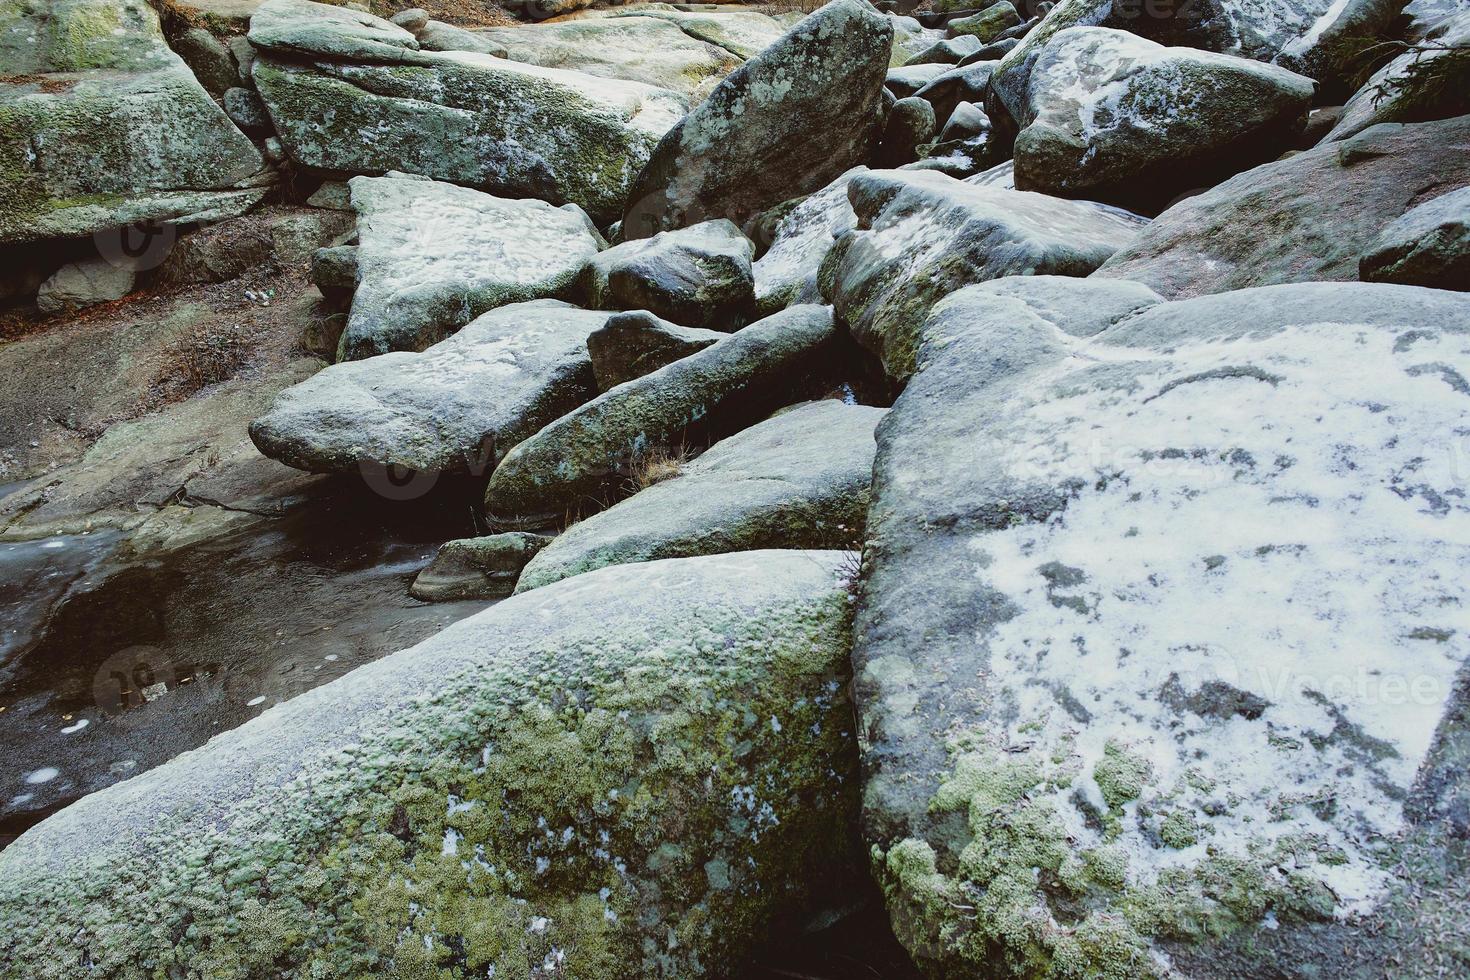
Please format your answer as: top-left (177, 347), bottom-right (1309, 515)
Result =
top-left (752, 169), bottom-right (862, 316)
top-left (856, 278), bottom-right (1470, 978)
top-left (338, 174), bottom-right (605, 360)
top-left (1360, 185), bottom-right (1470, 289)
top-left (250, 301), bottom-right (608, 476)
top-left (586, 311), bottom-right (725, 391)
top-left (1322, 10), bottom-right (1470, 142)
top-left (1013, 27), bottom-right (1315, 212)
top-left (582, 219), bottom-right (755, 331)
top-left (0, 552), bottom-right (861, 980)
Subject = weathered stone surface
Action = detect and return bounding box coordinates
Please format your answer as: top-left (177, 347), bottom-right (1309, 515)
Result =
top-left (172, 25), bottom-right (237, 94)
top-left (912, 61), bottom-right (994, 129)
top-left (311, 243), bottom-right (357, 303)
top-left (583, 219), bottom-right (755, 331)
top-left (1360, 185), bottom-right (1470, 289)
top-left (889, 12), bottom-right (947, 66)
top-left (1322, 11), bottom-right (1470, 141)
top-left (886, 62), bottom-right (950, 98)
top-left (1273, 0), bottom-right (1405, 95)
top-left (823, 169), bottom-right (1146, 383)
top-left (410, 532), bottom-right (550, 601)
top-left (250, 300), bottom-right (608, 476)
top-left (223, 85), bottom-right (271, 133)
top-left (413, 19), bottom-right (509, 58)
top-left (247, 0), bottom-right (429, 62)
top-left (948, 2), bottom-right (1021, 42)
top-left (518, 400), bottom-right (884, 592)
top-left (904, 33), bottom-right (983, 66)
top-left (605, 6), bottom-right (788, 60)
top-left (484, 305), bottom-right (846, 529)
top-left (1013, 27), bottom-right (1315, 212)
top-left (1404, 0), bottom-right (1470, 39)
top-left (622, 0), bottom-right (892, 238)
top-left (875, 96), bottom-right (938, 168)
top-left (752, 169), bottom-right (861, 316)
top-left (1094, 115), bottom-right (1470, 298)
top-left (248, 0), bottom-right (687, 222)
top-left (586, 310), bottom-right (725, 391)
top-left (0, 550), bottom-right (861, 980)
top-left (856, 279), bottom-right (1470, 979)
top-left (157, 206), bottom-right (354, 288)
top-left (339, 173), bottom-right (605, 360)
top-left (35, 256), bottom-right (135, 314)
top-left (0, 0), bottom-right (268, 244)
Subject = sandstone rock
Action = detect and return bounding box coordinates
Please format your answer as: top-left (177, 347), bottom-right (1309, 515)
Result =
top-left (484, 305), bottom-right (847, 529)
top-left (0, 0), bottom-right (268, 245)
top-left (1094, 115), bottom-right (1470, 298)
top-left (752, 169), bottom-right (862, 316)
top-left (248, 0), bottom-right (687, 223)
top-left (583, 219), bottom-right (755, 331)
top-left (517, 401), bottom-right (884, 592)
top-left (823, 169), bottom-right (1146, 383)
top-left (410, 532), bottom-right (550, 601)
top-left (35, 257), bottom-right (135, 314)
top-left (855, 279), bottom-right (1470, 979)
top-left (1360, 185), bottom-right (1470, 289)
top-left (586, 311), bottom-right (726, 391)
top-left (339, 174), bottom-right (605, 360)
top-left (0, 551), bottom-right (861, 980)
top-left (1322, 11), bottom-right (1470, 141)
top-left (948, 2), bottom-right (1021, 43)
top-left (250, 300), bottom-right (608, 476)
top-left (1013, 27), bottom-right (1315, 213)
top-left (622, 0), bottom-right (892, 238)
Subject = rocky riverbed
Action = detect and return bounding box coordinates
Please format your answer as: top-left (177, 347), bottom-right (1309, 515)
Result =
top-left (1, 0), bottom-right (1469, 977)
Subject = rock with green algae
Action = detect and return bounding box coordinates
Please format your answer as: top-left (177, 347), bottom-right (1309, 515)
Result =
top-left (853, 278), bottom-right (1470, 978)
top-left (516, 400), bottom-right (884, 592)
top-left (410, 531), bottom-right (551, 601)
top-left (482, 304), bottom-right (850, 531)
top-left (582, 218), bottom-right (756, 332)
top-left (585, 310), bottom-right (726, 391)
top-left (0, 550), bottom-right (863, 980)
top-left (247, 0), bottom-right (688, 223)
top-left (0, 0), bottom-right (268, 245)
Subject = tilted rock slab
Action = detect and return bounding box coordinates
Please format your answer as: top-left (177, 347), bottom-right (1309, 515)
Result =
top-left (1360, 185), bottom-right (1470, 290)
top-left (622, 0), bottom-right (892, 237)
top-left (250, 300), bottom-right (608, 476)
top-left (855, 279), bottom-right (1470, 978)
top-left (249, 0), bottom-right (687, 223)
top-left (1013, 27), bottom-right (1314, 213)
top-left (484, 305), bottom-right (846, 529)
top-left (517, 400), bottom-right (885, 591)
top-left (1094, 115), bottom-right (1470, 299)
top-left (586, 310), bottom-right (725, 391)
top-left (339, 173), bottom-right (605, 360)
top-left (583, 218), bottom-right (755, 331)
top-left (604, 6), bottom-right (790, 61)
top-left (752, 168), bottom-right (862, 316)
top-left (0, 551), bottom-right (861, 980)
top-left (822, 169), bottom-right (1146, 384)
top-left (1321, 9), bottom-right (1470, 142)
top-left (0, 0), bottom-right (267, 244)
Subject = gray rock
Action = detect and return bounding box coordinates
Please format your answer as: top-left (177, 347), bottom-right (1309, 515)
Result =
top-left (604, 6), bottom-right (789, 61)
top-left (223, 85), bottom-right (271, 133)
top-left (410, 532), bottom-right (550, 601)
top-left (250, 300), bottom-right (608, 476)
top-left (958, 36), bottom-right (1020, 63)
top-left (171, 26), bottom-right (237, 95)
top-left (855, 279), bottom-right (1470, 978)
top-left (885, 62), bottom-right (950, 98)
top-left (227, 34), bottom-right (256, 84)
top-left (1273, 0), bottom-right (1404, 95)
top-left (36, 257), bottom-right (135, 314)
top-left (1322, 11), bottom-right (1470, 142)
top-left (586, 310), bottom-right (726, 391)
top-left (311, 244), bottom-right (357, 304)
top-left (1094, 115), bottom-right (1470, 298)
top-left (517, 401), bottom-right (884, 592)
top-left (0, 0), bottom-right (269, 245)
top-left (413, 20), bottom-right (510, 58)
top-left (1013, 27), bottom-right (1315, 213)
top-left (822, 169), bottom-right (1147, 383)
top-left (248, 0), bottom-right (687, 223)
top-left (1404, 0), bottom-right (1470, 39)
top-left (583, 219), bottom-right (755, 330)
top-left (304, 180), bottom-right (352, 210)
top-left (875, 97), bottom-right (938, 169)
top-left (904, 33), bottom-right (983, 66)
top-left (948, 2), bottom-right (1021, 42)
top-left (156, 206), bottom-right (354, 288)
top-left (752, 169), bottom-right (862, 316)
top-left (912, 61), bottom-right (995, 129)
top-left (1361, 186), bottom-right (1470, 289)
top-left (0, 551), bottom-right (861, 980)
top-left (622, 0), bottom-right (893, 238)
top-left (339, 174), bottom-right (605, 360)
top-left (484, 305), bottom-right (847, 530)
top-left (388, 6), bottom-right (429, 32)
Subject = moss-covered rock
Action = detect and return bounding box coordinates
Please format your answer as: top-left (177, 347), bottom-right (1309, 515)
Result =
top-left (582, 218), bottom-right (756, 332)
top-left (0, 550), bottom-right (862, 979)
top-left (585, 310), bottom-right (725, 391)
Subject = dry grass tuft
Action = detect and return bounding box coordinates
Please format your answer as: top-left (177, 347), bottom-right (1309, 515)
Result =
top-left (146, 321), bottom-right (258, 409)
top-left (628, 445), bottom-right (690, 491)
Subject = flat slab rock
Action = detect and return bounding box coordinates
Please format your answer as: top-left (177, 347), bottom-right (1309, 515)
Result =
top-left (583, 218), bottom-right (755, 331)
top-left (484, 305), bottom-right (846, 530)
top-left (517, 400), bottom-right (885, 591)
top-left (1094, 115), bottom-right (1470, 299)
top-left (0, 0), bottom-right (268, 244)
top-left (855, 278), bottom-right (1470, 978)
top-left (339, 173), bottom-right (605, 360)
top-left (0, 551), bottom-right (861, 980)
top-left (249, 300), bottom-right (609, 477)
top-left (823, 169), bottom-right (1147, 383)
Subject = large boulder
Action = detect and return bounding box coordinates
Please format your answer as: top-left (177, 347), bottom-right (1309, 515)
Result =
top-left (517, 401), bottom-right (885, 592)
top-left (1093, 115), bottom-right (1470, 298)
top-left (35, 257), bottom-right (135, 314)
top-left (1360, 185), bottom-right (1470, 289)
top-left (338, 173), bottom-right (605, 360)
top-left (604, 6), bottom-right (790, 61)
top-left (854, 279), bottom-right (1470, 978)
top-left (583, 219), bottom-right (756, 331)
top-left (822, 169), bottom-right (1146, 384)
top-left (249, 300), bottom-right (608, 477)
top-left (1012, 27), bottom-right (1315, 213)
top-left (0, 0), bottom-right (268, 244)
top-left (484, 305), bottom-right (847, 530)
top-left (248, 0), bottom-right (687, 223)
top-left (1272, 0), bottom-right (1406, 96)
top-left (1321, 11), bottom-right (1470, 142)
top-left (752, 168), bottom-right (863, 316)
top-left (621, 0), bottom-right (893, 238)
top-left (0, 551), bottom-right (861, 980)
top-left (586, 310), bottom-right (726, 391)
top-left (410, 532), bottom-right (551, 601)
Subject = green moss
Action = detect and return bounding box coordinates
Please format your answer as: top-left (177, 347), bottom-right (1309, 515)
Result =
top-left (1158, 809), bottom-right (1201, 849)
top-left (1094, 740), bottom-right (1152, 810)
